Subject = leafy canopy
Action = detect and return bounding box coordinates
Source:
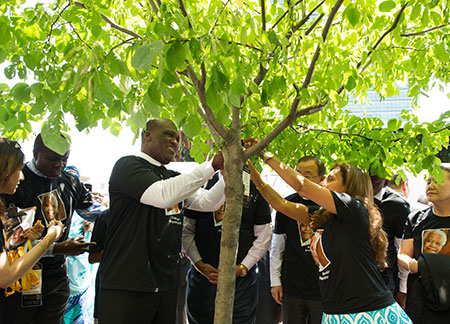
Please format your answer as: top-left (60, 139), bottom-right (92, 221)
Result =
top-left (0, 0), bottom-right (449, 180)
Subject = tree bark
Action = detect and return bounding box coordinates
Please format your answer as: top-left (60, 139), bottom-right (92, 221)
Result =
top-left (214, 140), bottom-right (245, 324)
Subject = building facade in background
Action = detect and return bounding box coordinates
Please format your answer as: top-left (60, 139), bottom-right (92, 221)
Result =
top-left (345, 85), bottom-right (413, 121)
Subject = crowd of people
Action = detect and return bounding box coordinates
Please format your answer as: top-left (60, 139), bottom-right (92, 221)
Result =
top-left (0, 118), bottom-right (449, 324)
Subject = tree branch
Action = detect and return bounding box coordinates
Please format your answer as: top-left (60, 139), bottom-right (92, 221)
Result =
top-left (106, 37), bottom-right (138, 56)
top-left (69, 22), bottom-right (92, 49)
top-left (356, 2), bottom-right (408, 70)
top-left (47, 2), bottom-right (71, 44)
top-left (291, 124), bottom-right (386, 142)
top-left (211, 0), bottom-right (230, 33)
top-left (74, 1), bottom-right (142, 39)
top-left (217, 38), bottom-right (263, 52)
top-left (271, 0), bottom-right (303, 30)
top-left (390, 46), bottom-right (427, 52)
top-left (148, 0), bottom-right (160, 18)
top-left (295, 102), bottom-right (327, 118)
top-left (401, 24), bottom-right (447, 37)
top-left (260, 0), bottom-right (266, 31)
top-left (302, 0), bottom-right (344, 89)
top-left (246, 64), bottom-right (268, 97)
top-left (290, 0), bottom-right (325, 36)
top-left (185, 64), bottom-right (229, 140)
top-left (178, 0), bottom-right (193, 29)
top-left (305, 13), bottom-right (324, 36)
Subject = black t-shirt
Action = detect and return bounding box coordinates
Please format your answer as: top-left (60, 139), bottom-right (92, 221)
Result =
top-left (313, 191), bottom-right (394, 314)
top-left (1, 164), bottom-right (93, 277)
top-left (89, 209), bottom-right (110, 254)
top-left (375, 188), bottom-right (410, 270)
top-left (403, 207), bottom-right (450, 259)
top-left (184, 178), bottom-right (270, 268)
top-left (274, 193), bottom-right (321, 300)
top-left (100, 156), bottom-right (183, 293)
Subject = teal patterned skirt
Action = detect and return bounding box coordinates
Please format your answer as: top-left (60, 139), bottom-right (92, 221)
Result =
top-left (322, 303), bottom-right (412, 324)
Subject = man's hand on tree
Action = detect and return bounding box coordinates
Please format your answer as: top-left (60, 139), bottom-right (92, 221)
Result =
top-left (211, 151), bottom-right (224, 171)
top-left (54, 237), bottom-right (96, 256)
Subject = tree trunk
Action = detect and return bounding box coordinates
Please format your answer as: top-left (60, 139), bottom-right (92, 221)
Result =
top-left (214, 141), bottom-right (245, 324)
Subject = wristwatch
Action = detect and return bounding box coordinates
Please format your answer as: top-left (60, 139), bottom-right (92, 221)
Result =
top-left (263, 151), bottom-right (274, 163)
top-left (238, 264), bottom-right (248, 277)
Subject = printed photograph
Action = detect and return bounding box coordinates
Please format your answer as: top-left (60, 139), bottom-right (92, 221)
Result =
top-left (38, 190), bottom-right (67, 226)
top-left (421, 228), bottom-right (450, 256)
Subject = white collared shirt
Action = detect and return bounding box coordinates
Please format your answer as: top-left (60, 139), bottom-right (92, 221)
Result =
top-left (139, 152), bottom-right (225, 212)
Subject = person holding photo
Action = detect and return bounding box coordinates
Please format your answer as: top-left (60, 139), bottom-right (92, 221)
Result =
top-left (0, 137), bottom-right (63, 321)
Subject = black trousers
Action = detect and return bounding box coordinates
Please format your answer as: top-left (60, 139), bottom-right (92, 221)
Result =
top-left (186, 265), bottom-right (258, 324)
top-left (282, 294), bottom-right (323, 324)
top-left (1, 274), bottom-right (70, 324)
top-left (98, 287), bottom-right (177, 324)
top-left (255, 252), bottom-right (281, 324)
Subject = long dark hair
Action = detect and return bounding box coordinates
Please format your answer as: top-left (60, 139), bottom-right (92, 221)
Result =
top-left (310, 163), bottom-right (388, 269)
top-left (0, 137), bottom-right (25, 222)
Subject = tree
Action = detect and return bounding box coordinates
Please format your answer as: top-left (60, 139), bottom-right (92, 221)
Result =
top-left (1, 0), bottom-right (450, 322)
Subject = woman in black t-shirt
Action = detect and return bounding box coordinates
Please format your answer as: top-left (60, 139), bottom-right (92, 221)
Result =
top-left (398, 163), bottom-right (450, 323)
top-left (0, 137), bottom-right (63, 290)
top-left (244, 138), bottom-right (411, 323)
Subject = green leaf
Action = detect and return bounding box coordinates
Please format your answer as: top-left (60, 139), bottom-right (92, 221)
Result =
top-left (387, 118), bottom-right (401, 131)
top-left (143, 91), bottom-right (161, 116)
top-left (131, 41), bottom-right (164, 72)
top-left (94, 72), bottom-right (113, 106)
top-left (0, 83), bottom-right (10, 94)
top-left (345, 76), bottom-right (356, 91)
top-left (379, 1), bottom-right (396, 12)
top-left (41, 129), bottom-right (71, 156)
top-left (166, 41), bottom-right (187, 71)
top-left (189, 38), bottom-right (202, 63)
top-left (110, 120), bottom-right (122, 136)
top-left (148, 81), bottom-right (161, 104)
top-left (12, 83), bottom-right (31, 102)
top-left (231, 76), bottom-right (246, 96)
top-left (0, 48), bottom-right (7, 63)
top-left (183, 115), bottom-right (202, 138)
top-left (199, 142), bottom-right (211, 154)
top-left (107, 101), bottom-right (122, 118)
top-left (422, 154), bottom-right (435, 169)
top-left (268, 30), bottom-right (281, 46)
top-left (410, 4), bottom-right (421, 20)
top-left (346, 7), bottom-right (360, 26)
top-left (30, 83), bottom-right (44, 97)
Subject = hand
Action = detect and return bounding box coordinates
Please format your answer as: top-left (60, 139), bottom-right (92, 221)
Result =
top-left (195, 260), bottom-right (219, 285)
top-left (211, 151), bottom-right (224, 171)
top-left (23, 226), bottom-right (43, 242)
top-left (243, 138), bottom-right (260, 149)
top-left (54, 237), bottom-right (96, 256)
top-left (21, 220), bottom-right (45, 242)
top-left (46, 220), bottom-right (64, 241)
top-left (394, 291), bottom-right (406, 309)
top-left (271, 286), bottom-right (283, 305)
